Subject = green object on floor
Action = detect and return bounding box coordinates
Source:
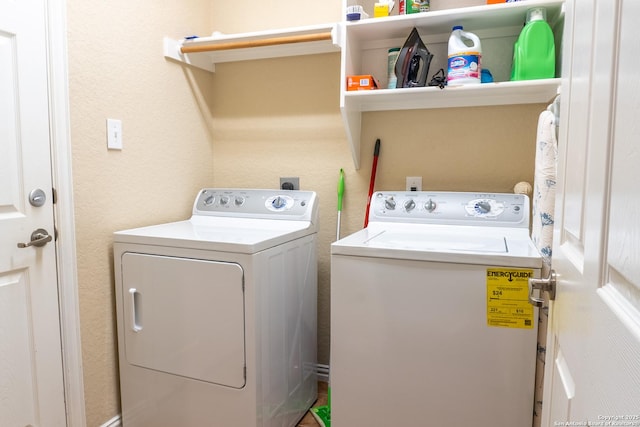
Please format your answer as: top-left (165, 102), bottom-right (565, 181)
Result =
top-left (310, 405), bottom-right (330, 427)
top-left (310, 386), bottom-right (331, 427)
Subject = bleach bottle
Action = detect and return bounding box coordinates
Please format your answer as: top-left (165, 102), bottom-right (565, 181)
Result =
top-left (447, 26), bottom-right (482, 85)
top-left (511, 7), bottom-right (555, 80)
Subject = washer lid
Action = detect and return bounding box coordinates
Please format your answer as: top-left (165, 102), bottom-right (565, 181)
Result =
top-left (331, 223), bottom-right (542, 268)
top-left (114, 216), bottom-right (315, 253)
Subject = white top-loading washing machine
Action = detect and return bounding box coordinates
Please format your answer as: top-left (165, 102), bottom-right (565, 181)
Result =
top-left (113, 188), bottom-right (318, 427)
top-left (331, 191), bottom-right (542, 427)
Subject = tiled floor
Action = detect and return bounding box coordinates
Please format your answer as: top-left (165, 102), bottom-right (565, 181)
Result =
top-left (296, 381), bottom-right (329, 427)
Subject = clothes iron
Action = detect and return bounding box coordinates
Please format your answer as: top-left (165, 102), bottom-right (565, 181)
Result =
top-left (394, 27), bottom-right (433, 88)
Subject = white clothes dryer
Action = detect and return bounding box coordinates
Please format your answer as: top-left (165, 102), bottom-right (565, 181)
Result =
top-left (114, 188), bottom-right (318, 427)
top-left (331, 191), bottom-right (542, 427)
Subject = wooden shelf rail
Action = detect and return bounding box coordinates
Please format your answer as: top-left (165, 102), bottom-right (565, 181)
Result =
top-left (180, 32), bottom-right (334, 54)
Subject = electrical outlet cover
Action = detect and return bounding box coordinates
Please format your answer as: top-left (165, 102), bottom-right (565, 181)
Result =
top-left (406, 176), bottom-right (422, 191)
top-left (280, 177), bottom-right (299, 190)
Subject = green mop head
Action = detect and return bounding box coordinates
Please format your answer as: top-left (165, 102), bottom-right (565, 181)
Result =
top-left (310, 385), bottom-right (331, 427)
top-left (310, 405), bottom-right (330, 427)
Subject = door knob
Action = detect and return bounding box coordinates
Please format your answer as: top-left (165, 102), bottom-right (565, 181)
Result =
top-left (17, 228), bottom-right (53, 248)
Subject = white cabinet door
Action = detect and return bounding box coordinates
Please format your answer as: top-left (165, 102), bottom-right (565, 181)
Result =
top-left (543, 0), bottom-right (640, 423)
top-left (0, 0), bottom-right (66, 425)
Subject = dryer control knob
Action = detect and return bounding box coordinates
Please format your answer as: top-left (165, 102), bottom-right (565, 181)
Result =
top-left (476, 200), bottom-right (491, 214)
top-left (384, 196), bottom-right (396, 210)
top-left (425, 199), bottom-right (436, 212)
top-left (272, 196), bottom-right (286, 209)
top-left (219, 195), bottom-right (230, 206)
top-left (404, 199), bottom-right (416, 212)
top-left (234, 196), bottom-right (245, 206)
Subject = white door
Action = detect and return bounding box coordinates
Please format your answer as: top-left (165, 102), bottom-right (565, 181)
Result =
top-left (542, 0), bottom-right (640, 424)
top-left (0, 0), bottom-right (67, 425)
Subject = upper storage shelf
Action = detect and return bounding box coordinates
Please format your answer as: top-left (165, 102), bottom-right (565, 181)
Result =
top-left (340, 0), bottom-right (565, 168)
top-left (164, 24), bottom-right (341, 73)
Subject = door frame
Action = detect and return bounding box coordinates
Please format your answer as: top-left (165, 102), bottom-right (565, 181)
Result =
top-left (47, 0), bottom-right (86, 425)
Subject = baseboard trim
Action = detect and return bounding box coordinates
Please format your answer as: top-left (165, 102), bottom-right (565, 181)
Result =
top-left (100, 415), bottom-right (121, 427)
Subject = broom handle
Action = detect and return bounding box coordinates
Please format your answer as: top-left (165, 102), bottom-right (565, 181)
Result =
top-left (364, 139), bottom-right (381, 228)
top-left (337, 169), bottom-right (345, 241)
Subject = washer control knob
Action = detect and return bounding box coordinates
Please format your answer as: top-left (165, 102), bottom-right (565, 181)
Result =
top-left (219, 195), bottom-right (230, 206)
top-left (384, 196), bottom-right (396, 210)
top-left (404, 199), bottom-right (416, 212)
top-left (272, 196), bottom-right (286, 209)
top-left (424, 199), bottom-right (436, 212)
top-left (234, 196), bottom-right (245, 206)
top-left (203, 195), bottom-right (215, 206)
top-left (475, 200), bottom-right (491, 214)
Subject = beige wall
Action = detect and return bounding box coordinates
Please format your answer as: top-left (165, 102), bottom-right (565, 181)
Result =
top-left (67, 1), bottom-right (216, 424)
top-left (67, 0), bottom-right (544, 424)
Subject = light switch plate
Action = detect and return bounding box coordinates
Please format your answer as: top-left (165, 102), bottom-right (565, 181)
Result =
top-left (107, 119), bottom-right (123, 150)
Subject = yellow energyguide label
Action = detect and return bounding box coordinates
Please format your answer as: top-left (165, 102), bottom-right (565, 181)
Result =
top-left (486, 268), bottom-right (535, 329)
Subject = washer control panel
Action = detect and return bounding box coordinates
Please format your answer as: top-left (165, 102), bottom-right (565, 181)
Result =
top-left (369, 191), bottom-right (529, 227)
top-left (193, 188), bottom-right (316, 220)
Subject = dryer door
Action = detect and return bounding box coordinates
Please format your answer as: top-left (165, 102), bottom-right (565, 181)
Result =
top-left (121, 253), bottom-right (246, 388)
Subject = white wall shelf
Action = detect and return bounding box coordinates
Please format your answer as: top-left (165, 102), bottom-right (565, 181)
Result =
top-left (344, 78), bottom-right (560, 112)
top-left (164, 0), bottom-right (564, 169)
top-left (164, 24), bottom-right (341, 73)
top-left (340, 0), bottom-right (565, 168)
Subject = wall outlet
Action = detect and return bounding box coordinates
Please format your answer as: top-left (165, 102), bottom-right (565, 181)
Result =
top-left (280, 177), bottom-right (299, 190)
top-left (406, 176), bottom-right (422, 191)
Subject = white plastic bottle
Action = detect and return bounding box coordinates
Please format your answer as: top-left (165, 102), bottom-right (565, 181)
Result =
top-left (447, 26), bottom-right (482, 85)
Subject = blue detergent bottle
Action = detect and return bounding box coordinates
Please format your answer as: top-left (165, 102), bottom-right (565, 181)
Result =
top-left (511, 7), bottom-right (556, 81)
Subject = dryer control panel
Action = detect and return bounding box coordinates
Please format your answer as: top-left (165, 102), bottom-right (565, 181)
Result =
top-left (193, 188), bottom-right (317, 221)
top-left (369, 191), bottom-right (530, 227)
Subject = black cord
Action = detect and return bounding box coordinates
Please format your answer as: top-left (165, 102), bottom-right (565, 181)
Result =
top-left (428, 68), bottom-right (447, 89)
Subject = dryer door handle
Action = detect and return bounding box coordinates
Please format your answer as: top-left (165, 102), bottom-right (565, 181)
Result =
top-left (129, 288), bottom-right (143, 332)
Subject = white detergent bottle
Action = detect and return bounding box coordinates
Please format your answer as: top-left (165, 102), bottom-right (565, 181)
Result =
top-left (447, 26), bottom-right (482, 85)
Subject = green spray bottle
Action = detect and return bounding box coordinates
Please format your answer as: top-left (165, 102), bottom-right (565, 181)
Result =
top-left (511, 7), bottom-right (556, 81)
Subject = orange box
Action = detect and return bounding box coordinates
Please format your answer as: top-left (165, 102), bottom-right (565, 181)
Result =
top-left (486, 0), bottom-right (506, 3)
top-left (347, 75), bottom-right (379, 91)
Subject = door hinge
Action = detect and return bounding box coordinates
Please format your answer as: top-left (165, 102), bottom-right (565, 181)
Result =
top-left (52, 187), bottom-right (57, 204)
top-left (528, 270), bottom-right (557, 307)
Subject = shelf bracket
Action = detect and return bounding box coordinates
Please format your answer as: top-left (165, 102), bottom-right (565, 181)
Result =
top-left (164, 37), bottom-right (216, 73)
